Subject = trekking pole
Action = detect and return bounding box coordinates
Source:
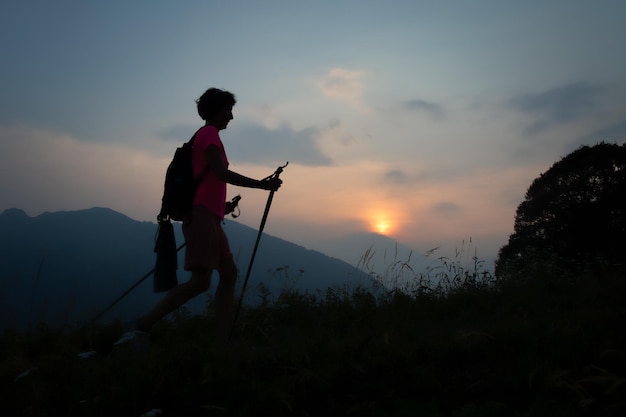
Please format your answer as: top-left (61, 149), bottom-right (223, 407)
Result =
top-left (231, 162), bottom-right (288, 339)
top-left (84, 242), bottom-right (187, 327)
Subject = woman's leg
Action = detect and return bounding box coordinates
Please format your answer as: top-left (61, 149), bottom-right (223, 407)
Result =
top-left (136, 270), bottom-right (212, 331)
top-left (214, 258), bottom-right (237, 344)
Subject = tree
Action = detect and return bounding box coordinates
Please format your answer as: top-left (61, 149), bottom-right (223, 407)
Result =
top-left (496, 142), bottom-right (626, 279)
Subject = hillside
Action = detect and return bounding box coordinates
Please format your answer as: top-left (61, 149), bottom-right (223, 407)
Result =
top-left (2, 261), bottom-right (625, 415)
top-left (0, 208), bottom-right (372, 330)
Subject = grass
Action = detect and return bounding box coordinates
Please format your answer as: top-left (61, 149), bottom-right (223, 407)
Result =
top-left (2, 257), bottom-right (625, 416)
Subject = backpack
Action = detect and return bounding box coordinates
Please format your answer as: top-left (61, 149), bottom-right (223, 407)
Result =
top-left (158, 128), bottom-right (205, 222)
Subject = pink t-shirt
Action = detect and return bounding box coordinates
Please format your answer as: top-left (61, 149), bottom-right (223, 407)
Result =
top-left (192, 125), bottom-right (229, 219)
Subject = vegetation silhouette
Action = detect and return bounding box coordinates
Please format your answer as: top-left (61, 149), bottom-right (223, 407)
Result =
top-left (4, 248), bottom-right (625, 415)
top-left (496, 142), bottom-right (626, 280)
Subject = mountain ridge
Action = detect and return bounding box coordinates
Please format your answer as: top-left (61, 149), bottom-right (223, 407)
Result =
top-left (0, 207), bottom-right (374, 330)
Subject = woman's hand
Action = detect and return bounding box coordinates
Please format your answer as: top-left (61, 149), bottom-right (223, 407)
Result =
top-left (224, 195), bottom-right (241, 216)
top-left (259, 177), bottom-right (282, 191)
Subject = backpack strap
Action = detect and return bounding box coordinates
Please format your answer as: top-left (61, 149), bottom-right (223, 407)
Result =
top-left (189, 128), bottom-right (212, 185)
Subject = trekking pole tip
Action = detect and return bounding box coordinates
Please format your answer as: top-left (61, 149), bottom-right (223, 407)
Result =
top-left (276, 162), bottom-right (288, 176)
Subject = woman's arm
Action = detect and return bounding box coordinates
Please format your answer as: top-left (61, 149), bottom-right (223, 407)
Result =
top-left (206, 146), bottom-right (281, 191)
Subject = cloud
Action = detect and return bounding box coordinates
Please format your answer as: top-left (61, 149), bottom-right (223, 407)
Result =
top-left (0, 125), bottom-right (167, 221)
top-left (431, 202), bottom-right (462, 216)
top-left (383, 169), bottom-right (410, 185)
top-left (153, 120), bottom-right (334, 167)
top-left (403, 99), bottom-right (445, 119)
top-left (318, 68), bottom-right (364, 105)
top-left (509, 82), bottom-right (605, 134)
top-left (378, 165), bottom-right (481, 189)
top-left (226, 122), bottom-right (333, 167)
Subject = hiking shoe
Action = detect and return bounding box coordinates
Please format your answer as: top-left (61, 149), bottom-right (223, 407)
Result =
top-left (114, 329), bottom-right (148, 345)
top-left (114, 329), bottom-right (150, 351)
top-left (115, 320), bottom-right (150, 351)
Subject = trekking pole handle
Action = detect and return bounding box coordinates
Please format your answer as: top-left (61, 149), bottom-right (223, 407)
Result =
top-left (274, 162), bottom-right (288, 178)
top-left (263, 162), bottom-right (288, 181)
top-left (229, 194), bottom-right (242, 218)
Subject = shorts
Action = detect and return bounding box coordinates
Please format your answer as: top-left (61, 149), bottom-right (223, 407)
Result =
top-left (182, 205), bottom-right (234, 272)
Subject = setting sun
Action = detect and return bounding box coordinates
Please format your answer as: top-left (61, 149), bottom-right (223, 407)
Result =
top-left (376, 221), bottom-right (391, 234)
top-left (361, 204), bottom-right (406, 237)
top-left (369, 211), bottom-right (397, 236)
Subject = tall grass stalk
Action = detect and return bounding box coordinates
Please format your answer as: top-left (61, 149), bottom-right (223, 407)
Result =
top-left (357, 238), bottom-right (496, 299)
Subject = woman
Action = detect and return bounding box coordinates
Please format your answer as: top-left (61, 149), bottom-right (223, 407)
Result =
top-left (134, 88), bottom-right (282, 344)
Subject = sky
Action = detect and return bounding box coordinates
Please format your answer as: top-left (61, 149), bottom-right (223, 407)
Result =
top-left (2, 0), bottom-right (626, 272)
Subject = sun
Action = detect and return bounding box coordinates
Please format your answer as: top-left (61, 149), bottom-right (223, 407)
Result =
top-left (364, 207), bottom-right (402, 236)
top-left (375, 221), bottom-right (391, 235)
top-left (370, 212), bottom-right (396, 235)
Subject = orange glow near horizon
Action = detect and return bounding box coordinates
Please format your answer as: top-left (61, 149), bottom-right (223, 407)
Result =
top-left (368, 210), bottom-right (398, 236)
top-left (375, 219), bottom-right (391, 234)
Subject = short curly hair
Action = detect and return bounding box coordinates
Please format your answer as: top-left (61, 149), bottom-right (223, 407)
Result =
top-left (196, 88), bottom-right (236, 120)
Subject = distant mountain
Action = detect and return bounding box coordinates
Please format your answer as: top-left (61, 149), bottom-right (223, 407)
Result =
top-left (0, 208), bottom-right (373, 330)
